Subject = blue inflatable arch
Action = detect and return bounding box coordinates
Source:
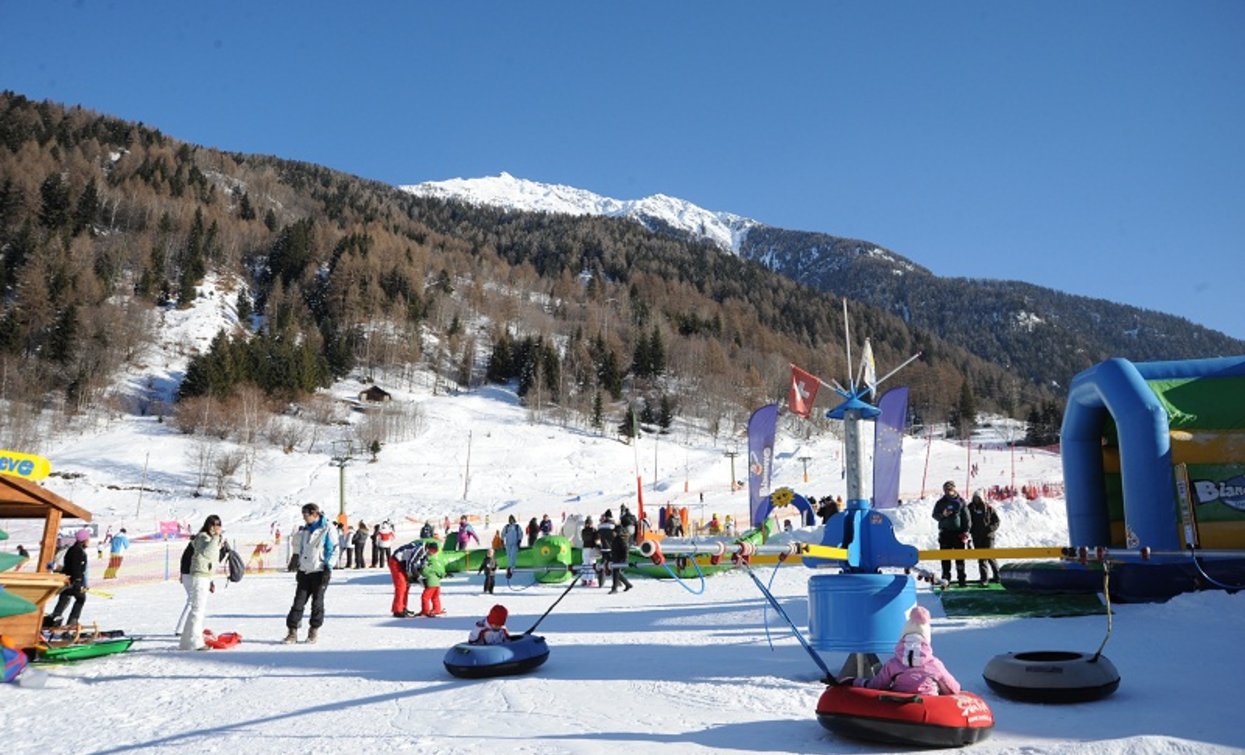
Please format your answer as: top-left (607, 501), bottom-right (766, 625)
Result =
top-left (1062, 355), bottom-right (1245, 550)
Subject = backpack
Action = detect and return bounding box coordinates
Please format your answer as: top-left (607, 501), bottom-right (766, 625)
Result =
top-left (401, 541), bottom-right (429, 579)
top-left (225, 546), bottom-right (245, 583)
top-left (180, 542), bottom-right (194, 576)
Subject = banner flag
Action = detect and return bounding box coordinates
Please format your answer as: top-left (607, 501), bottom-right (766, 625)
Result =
top-left (748, 404), bottom-right (779, 527)
top-left (788, 365), bottom-right (820, 419)
top-left (861, 339), bottom-right (878, 399)
top-left (872, 387), bottom-right (908, 510)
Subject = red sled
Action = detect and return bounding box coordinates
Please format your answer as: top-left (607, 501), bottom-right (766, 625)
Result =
top-left (202, 630), bottom-right (243, 650)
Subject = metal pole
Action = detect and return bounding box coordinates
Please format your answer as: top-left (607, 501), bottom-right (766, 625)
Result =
top-left (463, 429), bottom-right (472, 501)
top-left (798, 455), bottom-right (812, 483)
top-left (135, 451), bottom-right (150, 517)
top-left (338, 462), bottom-right (346, 520)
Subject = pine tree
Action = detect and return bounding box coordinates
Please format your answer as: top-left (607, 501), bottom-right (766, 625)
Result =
top-left (631, 333), bottom-right (651, 378)
top-left (955, 379), bottom-right (977, 439)
top-left (38, 174), bottom-right (71, 231)
top-left (238, 191), bottom-right (256, 220)
top-left (73, 178), bottom-right (100, 236)
top-left (591, 391), bottom-right (604, 430)
top-left (235, 290), bottom-right (253, 326)
top-left (648, 326), bottom-right (666, 376)
top-left (617, 405), bottom-right (639, 439)
top-left (658, 394), bottom-right (675, 431)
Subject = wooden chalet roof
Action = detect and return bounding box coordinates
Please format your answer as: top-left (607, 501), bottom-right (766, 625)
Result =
top-left (0, 475), bottom-right (92, 521)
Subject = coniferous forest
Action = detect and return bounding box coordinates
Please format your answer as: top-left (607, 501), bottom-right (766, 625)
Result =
top-left (8, 91), bottom-right (1232, 454)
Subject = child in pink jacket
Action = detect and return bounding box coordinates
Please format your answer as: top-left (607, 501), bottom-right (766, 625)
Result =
top-left (854, 605), bottom-right (961, 696)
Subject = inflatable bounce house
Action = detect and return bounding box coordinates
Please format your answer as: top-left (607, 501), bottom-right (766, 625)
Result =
top-left (1058, 355), bottom-right (1245, 600)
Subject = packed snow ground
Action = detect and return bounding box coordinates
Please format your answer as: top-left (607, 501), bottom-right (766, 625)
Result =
top-left (2, 283), bottom-right (1243, 754)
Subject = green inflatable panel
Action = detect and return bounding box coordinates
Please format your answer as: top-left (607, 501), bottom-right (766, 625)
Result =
top-left (0, 527), bottom-right (8, 541)
top-left (0, 586), bottom-right (38, 619)
top-left (0, 551), bottom-right (27, 572)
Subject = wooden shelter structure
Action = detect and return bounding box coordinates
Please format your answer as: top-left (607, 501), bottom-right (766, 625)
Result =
top-left (0, 475), bottom-right (92, 647)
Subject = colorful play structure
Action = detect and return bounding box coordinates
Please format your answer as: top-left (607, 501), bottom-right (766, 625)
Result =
top-left (1007, 355), bottom-right (1245, 601)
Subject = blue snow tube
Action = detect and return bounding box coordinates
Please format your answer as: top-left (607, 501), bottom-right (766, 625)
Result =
top-left (443, 634), bottom-right (550, 679)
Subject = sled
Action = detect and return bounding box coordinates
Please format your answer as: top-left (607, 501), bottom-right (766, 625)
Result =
top-left (36, 636), bottom-right (133, 663)
top-left (203, 630), bottom-right (242, 649)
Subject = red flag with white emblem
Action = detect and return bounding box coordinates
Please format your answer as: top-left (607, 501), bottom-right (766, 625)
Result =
top-left (788, 364), bottom-right (820, 418)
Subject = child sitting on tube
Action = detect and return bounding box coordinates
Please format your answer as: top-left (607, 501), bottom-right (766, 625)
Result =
top-left (851, 605), bottom-right (961, 695)
top-left (468, 604), bottom-right (512, 645)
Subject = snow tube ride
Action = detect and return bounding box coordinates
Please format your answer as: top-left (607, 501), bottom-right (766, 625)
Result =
top-left (203, 630), bottom-right (242, 650)
top-left (983, 651), bottom-right (1120, 703)
top-left (816, 685), bottom-right (994, 747)
top-left (443, 633), bottom-right (549, 678)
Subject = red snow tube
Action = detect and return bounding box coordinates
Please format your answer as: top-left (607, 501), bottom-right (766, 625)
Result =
top-left (203, 630), bottom-right (242, 650)
top-left (816, 684), bottom-right (994, 748)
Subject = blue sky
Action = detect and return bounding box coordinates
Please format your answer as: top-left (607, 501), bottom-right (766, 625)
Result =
top-left (3, 2), bottom-right (1243, 339)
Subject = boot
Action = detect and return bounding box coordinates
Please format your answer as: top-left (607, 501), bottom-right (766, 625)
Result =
top-left (305, 627), bottom-right (318, 644)
top-left (281, 628), bottom-right (298, 644)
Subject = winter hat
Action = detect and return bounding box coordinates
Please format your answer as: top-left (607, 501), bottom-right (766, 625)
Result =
top-left (900, 605), bottom-right (932, 644)
top-left (74, 528), bottom-right (91, 542)
top-left (486, 604), bottom-right (508, 628)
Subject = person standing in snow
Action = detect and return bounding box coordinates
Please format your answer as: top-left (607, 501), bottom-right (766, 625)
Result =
top-left (526, 517), bottom-right (540, 548)
top-left (375, 520), bottom-right (395, 564)
top-left (501, 515), bottom-right (523, 571)
top-left (968, 493), bottom-right (1001, 584)
top-left (420, 520), bottom-right (436, 539)
top-left (932, 481), bottom-right (971, 587)
top-left (608, 528), bottom-right (633, 594)
top-left (179, 515), bottom-right (224, 650)
top-left (352, 521), bottom-right (369, 569)
top-left (580, 516), bottom-right (601, 587)
top-left (477, 547), bottom-right (498, 594)
top-left (283, 503), bottom-right (336, 644)
top-left (456, 515), bottom-right (480, 550)
top-left (419, 542), bottom-right (447, 616)
top-left (849, 605), bottom-right (961, 695)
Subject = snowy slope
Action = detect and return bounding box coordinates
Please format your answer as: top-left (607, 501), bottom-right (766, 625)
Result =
top-left (400, 172), bottom-right (761, 253)
top-left (2, 281), bottom-right (1244, 754)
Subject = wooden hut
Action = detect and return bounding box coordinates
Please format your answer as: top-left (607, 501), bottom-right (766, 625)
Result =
top-left (0, 475), bottom-right (92, 648)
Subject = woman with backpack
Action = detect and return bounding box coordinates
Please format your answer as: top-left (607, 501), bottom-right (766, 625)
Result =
top-left (180, 515), bottom-right (224, 651)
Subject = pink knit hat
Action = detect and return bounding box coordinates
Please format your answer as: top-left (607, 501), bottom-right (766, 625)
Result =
top-left (900, 605), bottom-right (932, 643)
top-left (74, 528), bottom-right (91, 542)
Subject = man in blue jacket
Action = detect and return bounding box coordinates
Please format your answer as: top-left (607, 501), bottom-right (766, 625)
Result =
top-left (283, 503), bottom-right (336, 644)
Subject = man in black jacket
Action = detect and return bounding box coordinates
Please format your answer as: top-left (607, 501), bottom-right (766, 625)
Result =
top-left (47, 529), bottom-right (91, 627)
top-left (931, 481), bottom-right (970, 587)
top-left (608, 529), bottom-right (633, 594)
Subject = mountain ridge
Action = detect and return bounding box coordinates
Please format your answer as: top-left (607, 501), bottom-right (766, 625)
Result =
top-left (403, 173), bottom-right (1244, 386)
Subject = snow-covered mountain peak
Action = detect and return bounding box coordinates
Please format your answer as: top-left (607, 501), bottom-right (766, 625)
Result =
top-left (400, 173), bottom-right (760, 253)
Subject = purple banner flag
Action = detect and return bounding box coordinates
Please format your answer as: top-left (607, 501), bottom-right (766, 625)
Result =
top-left (872, 387), bottom-right (909, 510)
top-left (748, 404), bottom-right (779, 528)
